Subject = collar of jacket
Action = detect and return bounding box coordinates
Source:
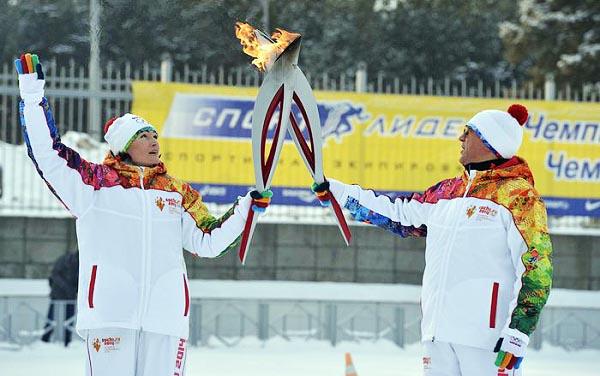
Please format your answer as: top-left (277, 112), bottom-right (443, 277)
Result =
top-left (462, 156), bottom-right (535, 187)
top-left (102, 153), bottom-right (167, 181)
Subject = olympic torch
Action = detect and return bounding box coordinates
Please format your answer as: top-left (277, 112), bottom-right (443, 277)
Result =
top-left (235, 23), bottom-right (351, 264)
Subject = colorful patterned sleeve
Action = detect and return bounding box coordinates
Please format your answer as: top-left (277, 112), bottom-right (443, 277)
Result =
top-left (506, 190), bottom-right (553, 336)
top-left (345, 195), bottom-right (427, 238)
top-left (340, 177), bottom-right (466, 239)
top-left (179, 182), bottom-right (243, 257)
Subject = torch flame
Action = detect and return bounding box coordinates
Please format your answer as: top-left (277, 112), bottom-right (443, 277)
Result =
top-left (235, 22), bottom-right (300, 72)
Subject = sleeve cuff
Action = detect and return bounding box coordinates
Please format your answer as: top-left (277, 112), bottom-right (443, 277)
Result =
top-left (328, 178), bottom-right (350, 207)
top-left (502, 327), bottom-right (530, 346)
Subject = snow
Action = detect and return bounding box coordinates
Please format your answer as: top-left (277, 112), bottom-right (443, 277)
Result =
top-left (1, 279), bottom-right (600, 374)
top-left (1, 337), bottom-right (599, 376)
top-left (2, 278), bottom-right (600, 309)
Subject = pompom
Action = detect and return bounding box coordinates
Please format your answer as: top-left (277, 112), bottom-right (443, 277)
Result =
top-left (507, 104), bottom-right (528, 126)
top-left (103, 116), bottom-right (118, 134)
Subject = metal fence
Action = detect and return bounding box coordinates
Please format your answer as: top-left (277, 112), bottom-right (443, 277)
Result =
top-left (1, 297), bottom-right (599, 351)
top-left (0, 59), bottom-right (599, 231)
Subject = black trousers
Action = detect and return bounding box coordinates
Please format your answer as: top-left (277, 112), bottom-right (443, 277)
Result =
top-left (41, 301), bottom-right (76, 346)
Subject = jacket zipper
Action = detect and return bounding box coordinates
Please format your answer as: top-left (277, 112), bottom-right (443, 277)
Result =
top-left (137, 167), bottom-right (152, 327)
top-left (431, 170), bottom-right (477, 342)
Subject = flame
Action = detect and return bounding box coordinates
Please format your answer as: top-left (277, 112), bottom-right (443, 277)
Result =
top-left (235, 22), bottom-right (300, 72)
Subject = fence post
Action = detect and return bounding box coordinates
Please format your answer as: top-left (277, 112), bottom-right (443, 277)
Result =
top-left (55, 301), bottom-right (66, 345)
top-left (355, 62), bottom-right (367, 93)
top-left (544, 73), bottom-right (556, 101)
top-left (189, 301), bottom-right (201, 346)
top-left (88, 0), bottom-right (102, 141)
top-left (161, 54), bottom-right (173, 83)
top-left (326, 303), bottom-right (338, 346)
top-left (394, 307), bottom-right (405, 348)
top-left (258, 303), bottom-right (269, 341)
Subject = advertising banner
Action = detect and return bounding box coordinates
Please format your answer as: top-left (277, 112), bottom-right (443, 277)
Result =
top-left (132, 82), bottom-right (600, 217)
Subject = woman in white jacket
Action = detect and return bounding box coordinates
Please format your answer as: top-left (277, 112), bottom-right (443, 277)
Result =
top-left (16, 53), bottom-right (271, 376)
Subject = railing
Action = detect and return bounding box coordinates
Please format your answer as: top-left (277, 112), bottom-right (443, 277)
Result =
top-left (1, 297), bottom-right (599, 351)
top-left (0, 59), bottom-right (599, 232)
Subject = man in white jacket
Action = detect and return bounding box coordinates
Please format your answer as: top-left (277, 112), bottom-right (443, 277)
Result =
top-left (313, 104), bottom-right (553, 375)
top-left (16, 53), bottom-right (271, 376)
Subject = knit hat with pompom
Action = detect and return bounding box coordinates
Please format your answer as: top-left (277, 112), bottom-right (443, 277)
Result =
top-left (466, 104), bottom-right (528, 158)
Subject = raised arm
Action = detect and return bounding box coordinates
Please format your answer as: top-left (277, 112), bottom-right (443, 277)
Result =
top-left (17, 53), bottom-right (99, 217)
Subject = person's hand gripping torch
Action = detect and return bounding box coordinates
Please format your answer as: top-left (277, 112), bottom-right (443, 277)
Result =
top-left (235, 23), bottom-right (351, 264)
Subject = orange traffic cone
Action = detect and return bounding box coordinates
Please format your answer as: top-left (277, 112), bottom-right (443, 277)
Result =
top-left (345, 352), bottom-right (358, 376)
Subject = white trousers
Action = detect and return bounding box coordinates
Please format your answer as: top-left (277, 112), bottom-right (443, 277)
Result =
top-left (423, 341), bottom-right (523, 376)
top-left (84, 328), bottom-right (188, 376)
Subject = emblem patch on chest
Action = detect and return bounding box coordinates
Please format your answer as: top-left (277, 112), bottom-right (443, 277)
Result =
top-left (467, 205), bottom-right (498, 221)
top-left (155, 196), bottom-right (181, 214)
top-left (155, 197), bottom-right (165, 211)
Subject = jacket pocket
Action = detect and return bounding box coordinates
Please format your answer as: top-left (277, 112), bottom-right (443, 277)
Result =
top-left (489, 282), bottom-right (499, 328)
top-left (88, 265), bottom-right (98, 308)
top-left (183, 274), bottom-right (190, 317)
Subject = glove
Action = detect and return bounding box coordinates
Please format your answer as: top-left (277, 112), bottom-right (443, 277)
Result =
top-left (311, 181), bottom-right (331, 207)
top-left (250, 189), bottom-right (272, 214)
top-left (494, 334), bottom-right (527, 370)
top-left (15, 53), bottom-right (45, 104)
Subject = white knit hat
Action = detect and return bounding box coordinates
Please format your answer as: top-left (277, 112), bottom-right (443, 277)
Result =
top-left (466, 104), bottom-right (528, 159)
top-left (103, 113), bottom-right (157, 155)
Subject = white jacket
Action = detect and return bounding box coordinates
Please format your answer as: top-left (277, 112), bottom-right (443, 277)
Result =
top-left (19, 74), bottom-right (251, 339)
top-left (329, 159), bottom-right (552, 350)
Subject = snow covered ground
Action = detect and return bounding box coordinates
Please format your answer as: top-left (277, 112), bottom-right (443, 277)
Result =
top-left (1, 337), bottom-right (599, 376)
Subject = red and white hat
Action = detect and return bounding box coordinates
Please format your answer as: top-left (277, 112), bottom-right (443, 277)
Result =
top-left (103, 113), bottom-right (157, 155)
top-left (466, 104), bottom-right (528, 159)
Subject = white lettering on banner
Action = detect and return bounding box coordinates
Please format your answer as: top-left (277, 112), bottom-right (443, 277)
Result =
top-left (242, 110), bottom-right (253, 129)
top-left (193, 107), bottom-right (216, 128)
top-left (216, 108), bottom-right (241, 128)
top-left (198, 185), bottom-right (227, 197)
top-left (546, 152), bottom-right (600, 181)
top-left (525, 114), bottom-right (600, 144)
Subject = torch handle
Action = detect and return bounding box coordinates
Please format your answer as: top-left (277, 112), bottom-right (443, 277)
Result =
top-left (238, 206), bottom-right (257, 264)
top-left (329, 192), bottom-right (352, 246)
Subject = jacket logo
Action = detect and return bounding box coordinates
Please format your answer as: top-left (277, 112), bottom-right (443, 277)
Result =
top-left (467, 205), bottom-right (498, 220)
top-left (478, 205), bottom-right (498, 217)
top-left (423, 356), bottom-right (431, 370)
top-left (101, 336), bottom-right (121, 352)
top-left (92, 338), bottom-right (101, 352)
top-left (166, 198), bottom-right (182, 208)
top-left (155, 197), bottom-right (165, 211)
